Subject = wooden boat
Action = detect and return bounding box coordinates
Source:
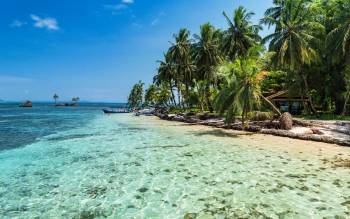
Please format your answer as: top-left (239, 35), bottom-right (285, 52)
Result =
top-left (19, 100), bottom-right (33, 108)
top-left (102, 108), bottom-right (130, 114)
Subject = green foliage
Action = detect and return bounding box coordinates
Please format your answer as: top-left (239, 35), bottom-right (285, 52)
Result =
top-left (214, 46), bottom-right (264, 125)
top-left (130, 1), bottom-right (350, 118)
top-left (222, 6), bottom-right (261, 60)
top-left (262, 0), bottom-right (322, 71)
top-left (194, 23), bottom-right (223, 111)
top-left (248, 111), bottom-right (274, 121)
top-left (261, 70), bottom-right (287, 93)
top-left (128, 81), bottom-right (144, 109)
top-left (144, 84), bottom-right (158, 106)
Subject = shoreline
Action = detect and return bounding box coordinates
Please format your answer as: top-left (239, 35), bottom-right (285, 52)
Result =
top-left (153, 112), bottom-right (350, 147)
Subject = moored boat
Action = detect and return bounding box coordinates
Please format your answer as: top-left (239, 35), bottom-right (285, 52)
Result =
top-left (19, 100), bottom-right (33, 108)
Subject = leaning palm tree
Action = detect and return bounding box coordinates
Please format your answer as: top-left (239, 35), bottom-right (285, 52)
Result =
top-left (193, 23), bottom-right (223, 111)
top-left (262, 0), bottom-right (322, 114)
top-left (53, 94), bottom-right (59, 104)
top-left (215, 46), bottom-right (281, 128)
top-left (222, 6), bottom-right (261, 60)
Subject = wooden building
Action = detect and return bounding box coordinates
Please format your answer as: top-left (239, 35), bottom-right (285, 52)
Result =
top-left (266, 90), bottom-right (307, 115)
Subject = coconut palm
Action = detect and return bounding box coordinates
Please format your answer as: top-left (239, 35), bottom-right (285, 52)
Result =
top-left (262, 0), bottom-right (322, 113)
top-left (145, 84), bottom-right (158, 106)
top-left (193, 23), bottom-right (223, 111)
top-left (154, 52), bottom-right (177, 106)
top-left (128, 81), bottom-right (144, 109)
top-left (53, 94), bottom-right (59, 104)
top-left (260, 0), bottom-right (286, 29)
top-left (222, 6), bottom-right (261, 60)
top-left (215, 46), bottom-right (281, 127)
top-left (325, 0), bottom-right (350, 114)
top-left (326, 0), bottom-right (350, 61)
top-left (157, 83), bottom-right (172, 107)
top-left (168, 29), bottom-right (196, 107)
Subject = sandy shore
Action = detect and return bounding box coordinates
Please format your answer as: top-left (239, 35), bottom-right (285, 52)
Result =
top-left (143, 116), bottom-right (350, 158)
top-left (153, 112), bottom-right (350, 147)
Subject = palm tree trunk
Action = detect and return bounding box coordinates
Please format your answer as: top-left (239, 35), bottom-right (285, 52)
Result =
top-left (185, 83), bottom-right (190, 109)
top-left (169, 83), bottom-right (176, 106)
top-left (301, 75), bottom-right (317, 114)
top-left (241, 107), bottom-right (246, 130)
top-left (205, 83), bottom-right (213, 113)
top-left (342, 92), bottom-right (350, 116)
top-left (195, 83), bottom-right (204, 112)
top-left (259, 94), bottom-right (282, 116)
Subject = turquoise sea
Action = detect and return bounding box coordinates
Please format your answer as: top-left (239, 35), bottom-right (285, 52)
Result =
top-left (0, 103), bottom-right (350, 218)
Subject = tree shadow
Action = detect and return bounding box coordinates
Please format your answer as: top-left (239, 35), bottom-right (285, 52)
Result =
top-left (192, 129), bottom-right (253, 138)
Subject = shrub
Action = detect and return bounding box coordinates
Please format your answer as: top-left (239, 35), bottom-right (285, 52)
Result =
top-left (248, 111), bottom-right (273, 121)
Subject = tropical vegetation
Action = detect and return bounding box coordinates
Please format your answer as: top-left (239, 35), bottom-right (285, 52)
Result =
top-left (128, 0), bottom-right (350, 122)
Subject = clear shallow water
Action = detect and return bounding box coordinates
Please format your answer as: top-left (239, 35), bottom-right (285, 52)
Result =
top-left (0, 103), bottom-right (123, 151)
top-left (0, 106), bottom-right (350, 218)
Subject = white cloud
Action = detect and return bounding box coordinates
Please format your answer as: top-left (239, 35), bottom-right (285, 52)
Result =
top-left (10, 20), bottom-right (27, 28)
top-left (150, 12), bottom-right (165, 26)
top-left (104, 4), bottom-right (127, 11)
top-left (151, 19), bottom-right (159, 26)
top-left (30, 14), bottom-right (59, 31)
top-left (132, 22), bottom-right (143, 28)
top-left (122, 0), bottom-right (134, 4)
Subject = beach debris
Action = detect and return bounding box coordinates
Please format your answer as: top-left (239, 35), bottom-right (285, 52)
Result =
top-left (311, 128), bottom-right (324, 135)
top-left (279, 112), bottom-right (293, 130)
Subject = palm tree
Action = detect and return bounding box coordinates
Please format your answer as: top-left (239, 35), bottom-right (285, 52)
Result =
top-left (145, 84), bottom-right (158, 106)
top-left (260, 0), bottom-right (286, 29)
top-left (154, 52), bottom-right (177, 106)
top-left (168, 28), bottom-right (196, 107)
top-left (325, 0), bottom-right (350, 115)
top-left (215, 46), bottom-right (281, 127)
top-left (53, 94), bottom-right (59, 104)
top-left (342, 71), bottom-right (350, 115)
top-left (157, 83), bottom-right (172, 107)
top-left (193, 23), bottom-right (223, 111)
top-left (128, 81), bottom-right (144, 109)
top-left (262, 0), bottom-right (322, 114)
top-left (222, 6), bottom-right (261, 60)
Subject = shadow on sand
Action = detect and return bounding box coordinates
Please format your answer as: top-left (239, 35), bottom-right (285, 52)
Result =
top-left (192, 129), bottom-right (254, 138)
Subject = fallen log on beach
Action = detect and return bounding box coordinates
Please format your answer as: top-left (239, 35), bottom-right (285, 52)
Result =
top-left (261, 129), bottom-right (350, 147)
top-left (153, 112), bottom-right (350, 147)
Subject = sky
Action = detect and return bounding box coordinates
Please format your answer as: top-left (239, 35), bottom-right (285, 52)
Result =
top-left (0, 0), bottom-right (273, 102)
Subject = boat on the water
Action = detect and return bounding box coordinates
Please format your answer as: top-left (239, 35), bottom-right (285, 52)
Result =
top-left (102, 108), bottom-right (130, 114)
top-left (19, 100), bottom-right (33, 108)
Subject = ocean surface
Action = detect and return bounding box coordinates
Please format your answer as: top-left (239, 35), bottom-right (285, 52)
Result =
top-left (0, 103), bottom-right (350, 218)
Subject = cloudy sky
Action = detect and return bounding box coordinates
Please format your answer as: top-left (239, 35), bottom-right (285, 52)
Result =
top-left (0, 0), bottom-right (273, 102)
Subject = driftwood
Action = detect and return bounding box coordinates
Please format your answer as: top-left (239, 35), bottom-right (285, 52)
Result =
top-left (154, 112), bottom-right (350, 147)
top-left (261, 129), bottom-right (350, 147)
